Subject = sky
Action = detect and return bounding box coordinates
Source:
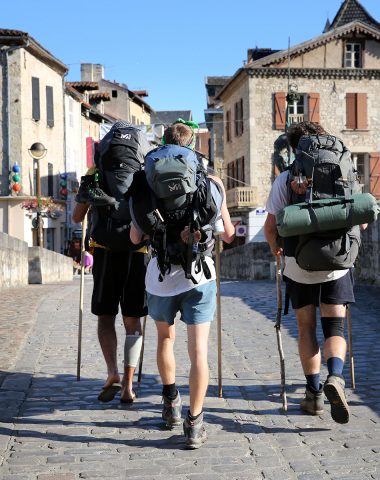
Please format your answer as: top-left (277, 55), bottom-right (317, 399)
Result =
top-left (2, 0), bottom-right (380, 123)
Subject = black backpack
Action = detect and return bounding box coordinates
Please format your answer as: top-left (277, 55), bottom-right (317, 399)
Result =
top-left (284, 134), bottom-right (362, 270)
top-left (89, 121), bottom-right (150, 251)
top-left (129, 145), bottom-right (223, 283)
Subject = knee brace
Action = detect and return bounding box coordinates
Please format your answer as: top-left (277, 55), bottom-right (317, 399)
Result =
top-left (321, 317), bottom-right (345, 339)
top-left (124, 334), bottom-right (143, 368)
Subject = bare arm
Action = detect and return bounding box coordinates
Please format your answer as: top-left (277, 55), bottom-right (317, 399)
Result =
top-left (130, 222), bottom-right (146, 245)
top-left (264, 213), bottom-right (282, 256)
top-left (72, 202), bottom-right (89, 224)
top-left (209, 175), bottom-right (235, 244)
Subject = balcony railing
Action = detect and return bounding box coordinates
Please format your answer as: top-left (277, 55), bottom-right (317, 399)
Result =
top-left (226, 186), bottom-right (258, 209)
top-left (288, 113), bottom-right (305, 124)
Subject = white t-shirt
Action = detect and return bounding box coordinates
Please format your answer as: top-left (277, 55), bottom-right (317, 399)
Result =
top-left (266, 171), bottom-right (348, 284)
top-left (145, 255), bottom-right (216, 296)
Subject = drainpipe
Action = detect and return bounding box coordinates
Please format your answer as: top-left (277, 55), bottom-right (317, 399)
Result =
top-left (1, 38), bottom-right (29, 234)
top-left (62, 71), bottom-right (69, 253)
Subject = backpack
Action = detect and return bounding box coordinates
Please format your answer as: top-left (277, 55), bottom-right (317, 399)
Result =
top-left (284, 134), bottom-right (362, 271)
top-left (89, 121), bottom-right (149, 251)
top-left (129, 144), bottom-right (223, 283)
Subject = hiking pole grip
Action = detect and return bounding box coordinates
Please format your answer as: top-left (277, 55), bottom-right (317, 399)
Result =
top-left (138, 315), bottom-right (147, 384)
top-left (346, 305), bottom-right (355, 389)
top-left (275, 254), bottom-right (287, 411)
top-left (215, 233), bottom-right (223, 398)
top-left (77, 214), bottom-right (87, 381)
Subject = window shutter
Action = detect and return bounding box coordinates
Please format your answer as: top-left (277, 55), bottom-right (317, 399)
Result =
top-left (370, 152), bottom-right (380, 200)
top-left (46, 86), bottom-right (54, 127)
top-left (346, 93), bottom-right (356, 129)
top-left (356, 93), bottom-right (368, 129)
top-left (32, 77), bottom-right (40, 121)
top-left (86, 137), bottom-right (94, 168)
top-left (308, 93), bottom-right (320, 123)
top-left (240, 98), bottom-right (244, 135)
top-left (274, 92), bottom-right (286, 130)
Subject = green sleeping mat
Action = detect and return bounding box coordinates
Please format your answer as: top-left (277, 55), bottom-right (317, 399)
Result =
top-left (276, 193), bottom-right (379, 238)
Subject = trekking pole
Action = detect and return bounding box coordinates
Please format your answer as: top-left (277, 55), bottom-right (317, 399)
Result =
top-left (77, 214), bottom-right (87, 381)
top-left (346, 305), bottom-right (355, 389)
top-left (215, 233), bottom-right (223, 398)
top-left (137, 315), bottom-right (147, 384)
top-left (275, 254), bottom-right (287, 411)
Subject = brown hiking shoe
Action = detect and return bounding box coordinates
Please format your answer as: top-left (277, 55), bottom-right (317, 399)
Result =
top-left (323, 375), bottom-right (350, 424)
top-left (162, 391), bottom-right (182, 428)
top-left (300, 385), bottom-right (324, 415)
top-left (183, 411), bottom-right (207, 449)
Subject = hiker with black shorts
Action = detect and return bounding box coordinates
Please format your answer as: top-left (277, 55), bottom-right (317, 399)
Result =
top-left (129, 121), bottom-right (235, 448)
top-left (264, 121), bottom-right (368, 424)
top-left (73, 121), bottom-right (151, 404)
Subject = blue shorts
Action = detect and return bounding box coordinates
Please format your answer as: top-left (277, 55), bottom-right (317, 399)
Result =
top-left (147, 281), bottom-right (217, 326)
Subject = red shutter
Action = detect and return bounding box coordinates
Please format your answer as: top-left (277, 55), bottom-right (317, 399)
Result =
top-left (274, 92), bottom-right (286, 130)
top-left (308, 93), bottom-right (320, 123)
top-left (346, 93), bottom-right (356, 129)
top-left (370, 152), bottom-right (380, 200)
top-left (86, 137), bottom-right (94, 168)
top-left (356, 93), bottom-right (368, 129)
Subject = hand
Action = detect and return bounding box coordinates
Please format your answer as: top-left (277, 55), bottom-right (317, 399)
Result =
top-left (180, 226), bottom-right (201, 244)
top-left (271, 246), bottom-right (283, 257)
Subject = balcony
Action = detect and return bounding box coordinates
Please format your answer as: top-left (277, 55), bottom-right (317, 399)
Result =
top-left (226, 186), bottom-right (258, 209)
top-left (288, 113), bottom-right (305, 124)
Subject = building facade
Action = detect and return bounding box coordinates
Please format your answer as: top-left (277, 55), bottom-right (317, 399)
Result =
top-left (214, 0), bottom-right (380, 244)
top-left (0, 29), bottom-right (69, 252)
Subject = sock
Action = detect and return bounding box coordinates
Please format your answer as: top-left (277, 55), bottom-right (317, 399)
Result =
top-left (327, 357), bottom-right (344, 377)
top-left (162, 383), bottom-right (177, 400)
top-left (306, 373), bottom-right (321, 391)
top-left (188, 409), bottom-right (202, 421)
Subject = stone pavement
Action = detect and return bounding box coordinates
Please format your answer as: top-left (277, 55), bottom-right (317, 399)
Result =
top-left (0, 276), bottom-right (379, 480)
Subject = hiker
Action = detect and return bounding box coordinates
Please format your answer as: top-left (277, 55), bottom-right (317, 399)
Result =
top-left (72, 120), bottom-right (151, 404)
top-left (129, 120), bottom-right (235, 448)
top-left (264, 121), bottom-right (367, 424)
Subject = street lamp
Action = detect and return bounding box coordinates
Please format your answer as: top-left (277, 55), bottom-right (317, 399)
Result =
top-left (28, 142), bottom-right (47, 247)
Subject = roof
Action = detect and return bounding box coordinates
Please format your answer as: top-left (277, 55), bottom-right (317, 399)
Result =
top-left (205, 76), bottom-right (231, 86)
top-left (128, 91), bottom-right (154, 114)
top-left (327, 0), bottom-right (380, 31)
top-left (89, 92), bottom-right (111, 102)
top-left (151, 110), bottom-right (193, 125)
top-left (65, 84), bottom-right (83, 102)
top-left (217, 20), bottom-right (380, 100)
top-left (66, 81), bottom-right (99, 92)
top-left (131, 90), bottom-right (149, 97)
top-left (0, 28), bottom-right (68, 75)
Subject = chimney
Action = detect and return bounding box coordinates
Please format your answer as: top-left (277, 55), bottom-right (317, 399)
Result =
top-left (81, 63), bottom-right (104, 82)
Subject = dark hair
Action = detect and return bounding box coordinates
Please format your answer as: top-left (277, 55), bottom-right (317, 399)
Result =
top-left (163, 123), bottom-right (193, 146)
top-left (286, 121), bottom-right (327, 150)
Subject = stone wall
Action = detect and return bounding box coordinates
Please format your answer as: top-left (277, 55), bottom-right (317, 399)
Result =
top-left (220, 242), bottom-right (273, 280)
top-left (355, 217), bottom-right (380, 285)
top-left (28, 247), bottom-right (73, 284)
top-left (0, 232), bottom-right (29, 288)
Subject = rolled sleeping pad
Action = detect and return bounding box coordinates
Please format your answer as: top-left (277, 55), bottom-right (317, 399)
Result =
top-left (276, 193), bottom-right (379, 238)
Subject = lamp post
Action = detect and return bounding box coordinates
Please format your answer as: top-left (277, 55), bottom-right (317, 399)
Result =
top-left (28, 142), bottom-right (47, 247)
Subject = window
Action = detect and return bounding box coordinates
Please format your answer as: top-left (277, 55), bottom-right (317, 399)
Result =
top-left (346, 93), bottom-right (368, 129)
top-left (132, 115), bottom-right (136, 125)
top-left (288, 94), bottom-right (305, 124)
top-left (234, 99), bottom-right (244, 136)
top-left (225, 110), bottom-right (231, 142)
top-left (48, 163), bottom-right (54, 197)
top-left (68, 97), bottom-right (74, 128)
top-left (112, 89), bottom-right (118, 98)
top-left (227, 157), bottom-right (245, 190)
top-left (46, 86), bottom-right (54, 127)
top-left (274, 92), bottom-right (286, 130)
top-left (345, 42), bottom-right (362, 68)
top-left (32, 77), bottom-right (40, 121)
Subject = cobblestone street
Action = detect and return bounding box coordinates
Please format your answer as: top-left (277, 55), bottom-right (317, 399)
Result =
top-left (0, 276), bottom-right (379, 480)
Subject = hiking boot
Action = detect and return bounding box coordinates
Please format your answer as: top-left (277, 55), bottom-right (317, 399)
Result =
top-left (162, 391), bottom-right (182, 428)
top-left (183, 411), bottom-right (207, 449)
top-left (300, 385), bottom-right (324, 415)
top-left (323, 375), bottom-right (350, 424)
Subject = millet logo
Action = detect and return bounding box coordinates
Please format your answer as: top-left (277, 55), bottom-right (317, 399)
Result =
top-left (168, 182), bottom-right (182, 192)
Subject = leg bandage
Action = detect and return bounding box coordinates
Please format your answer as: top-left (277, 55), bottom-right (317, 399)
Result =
top-left (124, 334), bottom-right (143, 368)
top-left (321, 316), bottom-right (345, 339)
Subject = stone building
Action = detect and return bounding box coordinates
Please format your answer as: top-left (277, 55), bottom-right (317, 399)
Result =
top-left (0, 29), bottom-right (69, 252)
top-left (213, 0), bottom-right (380, 245)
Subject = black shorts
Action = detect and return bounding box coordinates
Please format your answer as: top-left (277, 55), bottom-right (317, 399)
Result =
top-left (284, 270), bottom-right (355, 310)
top-left (91, 248), bottom-right (149, 317)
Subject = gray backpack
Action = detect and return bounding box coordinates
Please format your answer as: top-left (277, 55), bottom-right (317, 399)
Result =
top-left (284, 134), bottom-right (362, 271)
